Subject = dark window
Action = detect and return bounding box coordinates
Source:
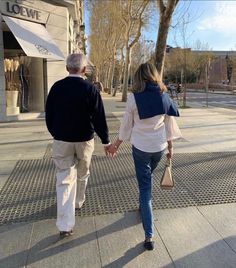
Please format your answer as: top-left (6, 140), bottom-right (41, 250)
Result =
top-left (3, 31), bottom-right (21, 49)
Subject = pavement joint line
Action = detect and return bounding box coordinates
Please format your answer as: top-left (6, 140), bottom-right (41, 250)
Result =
top-left (155, 224), bottom-right (176, 267)
top-left (195, 206), bottom-right (236, 256)
top-left (94, 216), bottom-right (103, 268)
top-left (25, 223), bottom-right (35, 268)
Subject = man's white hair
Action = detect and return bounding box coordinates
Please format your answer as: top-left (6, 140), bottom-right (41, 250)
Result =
top-left (66, 53), bottom-right (87, 70)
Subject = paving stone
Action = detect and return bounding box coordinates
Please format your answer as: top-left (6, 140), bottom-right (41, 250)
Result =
top-left (0, 222), bottom-right (33, 268)
top-left (155, 207), bottom-right (236, 268)
top-left (27, 218), bottom-right (101, 268)
top-left (95, 212), bottom-right (174, 268)
top-left (199, 204), bottom-right (236, 252)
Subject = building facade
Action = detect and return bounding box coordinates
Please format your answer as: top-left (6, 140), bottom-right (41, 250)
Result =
top-left (167, 46), bottom-right (236, 86)
top-left (0, 0), bottom-right (85, 121)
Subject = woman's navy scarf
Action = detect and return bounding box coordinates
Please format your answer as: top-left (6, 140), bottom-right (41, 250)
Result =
top-left (133, 82), bottom-right (179, 119)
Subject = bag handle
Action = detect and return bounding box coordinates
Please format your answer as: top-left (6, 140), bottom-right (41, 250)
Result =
top-left (165, 158), bottom-right (171, 167)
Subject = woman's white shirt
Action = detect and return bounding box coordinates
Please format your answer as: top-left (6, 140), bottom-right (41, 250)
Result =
top-left (118, 93), bottom-right (182, 153)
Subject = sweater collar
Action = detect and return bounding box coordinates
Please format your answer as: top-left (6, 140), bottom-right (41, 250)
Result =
top-left (144, 82), bottom-right (160, 91)
top-left (68, 74), bottom-right (85, 79)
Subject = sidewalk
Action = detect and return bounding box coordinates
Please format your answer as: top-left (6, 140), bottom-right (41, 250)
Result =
top-left (0, 92), bottom-right (236, 267)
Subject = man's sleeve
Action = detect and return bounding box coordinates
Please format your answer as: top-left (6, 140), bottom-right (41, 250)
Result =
top-left (90, 86), bottom-right (109, 144)
top-left (45, 87), bottom-right (54, 137)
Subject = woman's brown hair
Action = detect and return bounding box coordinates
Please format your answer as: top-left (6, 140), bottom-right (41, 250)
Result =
top-left (132, 62), bottom-right (167, 93)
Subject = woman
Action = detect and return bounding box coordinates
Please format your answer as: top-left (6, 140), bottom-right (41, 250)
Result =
top-left (108, 62), bottom-right (182, 251)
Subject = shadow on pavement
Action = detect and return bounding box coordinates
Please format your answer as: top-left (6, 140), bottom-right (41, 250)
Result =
top-left (162, 236), bottom-right (236, 268)
top-left (0, 212), bottom-right (142, 267)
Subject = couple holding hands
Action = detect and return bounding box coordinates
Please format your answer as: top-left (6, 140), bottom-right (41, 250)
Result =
top-left (46, 53), bottom-right (181, 251)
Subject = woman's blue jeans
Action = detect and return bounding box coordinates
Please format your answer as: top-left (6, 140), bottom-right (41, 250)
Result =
top-left (132, 146), bottom-right (164, 238)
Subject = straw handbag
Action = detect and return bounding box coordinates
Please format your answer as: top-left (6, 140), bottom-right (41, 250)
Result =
top-left (160, 158), bottom-right (174, 190)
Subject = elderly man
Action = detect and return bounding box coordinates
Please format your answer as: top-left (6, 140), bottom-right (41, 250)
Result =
top-left (46, 53), bottom-right (110, 238)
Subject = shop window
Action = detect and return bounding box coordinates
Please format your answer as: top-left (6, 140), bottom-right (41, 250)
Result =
top-left (3, 31), bottom-right (21, 50)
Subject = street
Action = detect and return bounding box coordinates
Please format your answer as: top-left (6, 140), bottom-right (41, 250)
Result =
top-left (182, 92), bottom-right (236, 110)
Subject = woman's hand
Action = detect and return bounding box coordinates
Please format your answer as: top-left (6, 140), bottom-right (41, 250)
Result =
top-left (167, 140), bottom-right (173, 159)
top-left (167, 146), bottom-right (173, 159)
top-left (106, 139), bottom-right (123, 157)
top-left (107, 143), bottom-right (118, 157)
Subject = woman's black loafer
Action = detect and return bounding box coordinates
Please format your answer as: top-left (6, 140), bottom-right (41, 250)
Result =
top-left (144, 240), bottom-right (154, 251)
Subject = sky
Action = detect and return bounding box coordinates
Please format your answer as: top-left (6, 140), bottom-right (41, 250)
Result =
top-left (85, 0), bottom-right (236, 52)
top-left (146, 0), bottom-right (236, 51)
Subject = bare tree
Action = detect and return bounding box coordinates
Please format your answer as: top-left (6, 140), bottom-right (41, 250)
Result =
top-left (89, 1), bottom-right (110, 84)
top-left (88, 0), bottom-right (152, 101)
top-left (192, 40), bottom-right (213, 83)
top-left (89, 0), bottom-right (126, 95)
top-left (121, 0), bottom-right (150, 102)
top-left (155, 0), bottom-right (179, 78)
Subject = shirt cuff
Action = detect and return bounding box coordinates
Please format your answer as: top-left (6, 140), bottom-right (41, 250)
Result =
top-left (103, 142), bottom-right (111, 147)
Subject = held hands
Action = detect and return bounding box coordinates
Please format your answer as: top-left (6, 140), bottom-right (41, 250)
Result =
top-left (104, 139), bottom-right (122, 157)
top-left (105, 144), bottom-right (118, 157)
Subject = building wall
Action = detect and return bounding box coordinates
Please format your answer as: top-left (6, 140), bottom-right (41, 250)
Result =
top-left (169, 48), bottom-right (236, 85)
top-left (43, 3), bottom-right (68, 90)
top-left (208, 54), bottom-right (236, 85)
top-left (209, 56), bottom-right (228, 84)
top-left (0, 0), bottom-right (84, 120)
top-left (0, 14), bottom-right (6, 121)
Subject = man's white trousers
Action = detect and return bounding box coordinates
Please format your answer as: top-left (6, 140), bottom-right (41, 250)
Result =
top-left (52, 139), bottom-right (94, 232)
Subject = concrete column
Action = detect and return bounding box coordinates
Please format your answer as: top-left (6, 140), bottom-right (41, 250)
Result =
top-left (28, 58), bottom-right (44, 112)
top-left (0, 15), bottom-right (7, 122)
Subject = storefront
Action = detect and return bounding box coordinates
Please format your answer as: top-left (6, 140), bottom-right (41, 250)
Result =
top-left (0, 0), bottom-right (84, 121)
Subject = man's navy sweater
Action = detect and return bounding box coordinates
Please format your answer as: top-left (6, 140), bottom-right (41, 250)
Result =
top-left (45, 76), bottom-right (109, 144)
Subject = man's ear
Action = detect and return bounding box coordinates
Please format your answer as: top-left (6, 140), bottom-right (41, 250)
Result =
top-left (82, 66), bottom-right (86, 74)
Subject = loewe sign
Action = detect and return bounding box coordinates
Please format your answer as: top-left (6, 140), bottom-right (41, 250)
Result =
top-left (1, 0), bottom-right (49, 23)
top-left (6, 1), bottom-right (41, 20)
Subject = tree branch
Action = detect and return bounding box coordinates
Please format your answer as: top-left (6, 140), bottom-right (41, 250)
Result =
top-left (157, 0), bottom-right (166, 13)
top-left (129, 0), bottom-right (149, 48)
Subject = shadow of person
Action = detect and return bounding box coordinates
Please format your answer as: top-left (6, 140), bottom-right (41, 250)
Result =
top-left (102, 242), bottom-right (144, 268)
top-left (0, 211), bottom-right (142, 267)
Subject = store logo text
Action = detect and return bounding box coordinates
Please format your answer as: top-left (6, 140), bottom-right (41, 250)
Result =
top-left (35, 44), bottom-right (51, 56)
top-left (6, 1), bottom-right (41, 20)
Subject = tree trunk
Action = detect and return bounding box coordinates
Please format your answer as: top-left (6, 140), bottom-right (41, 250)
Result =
top-left (155, 16), bottom-right (170, 78)
top-left (122, 46), bottom-right (132, 102)
top-left (113, 56), bottom-right (125, 97)
top-left (106, 65), bottom-right (112, 94)
top-left (112, 86), bottom-right (118, 97)
top-left (107, 63), bottom-right (113, 94)
top-left (108, 48), bottom-right (117, 95)
top-left (155, 0), bottom-right (179, 78)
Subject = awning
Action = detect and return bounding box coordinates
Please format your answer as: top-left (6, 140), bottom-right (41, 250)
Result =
top-left (2, 15), bottom-right (65, 60)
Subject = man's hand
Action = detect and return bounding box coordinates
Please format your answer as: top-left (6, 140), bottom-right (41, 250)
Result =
top-left (104, 143), bottom-right (118, 157)
top-left (104, 139), bottom-right (122, 157)
top-left (104, 144), bottom-right (111, 156)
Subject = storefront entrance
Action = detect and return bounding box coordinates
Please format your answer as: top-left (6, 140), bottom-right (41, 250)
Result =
top-left (3, 24), bottom-right (45, 114)
top-left (2, 14), bottom-right (64, 117)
